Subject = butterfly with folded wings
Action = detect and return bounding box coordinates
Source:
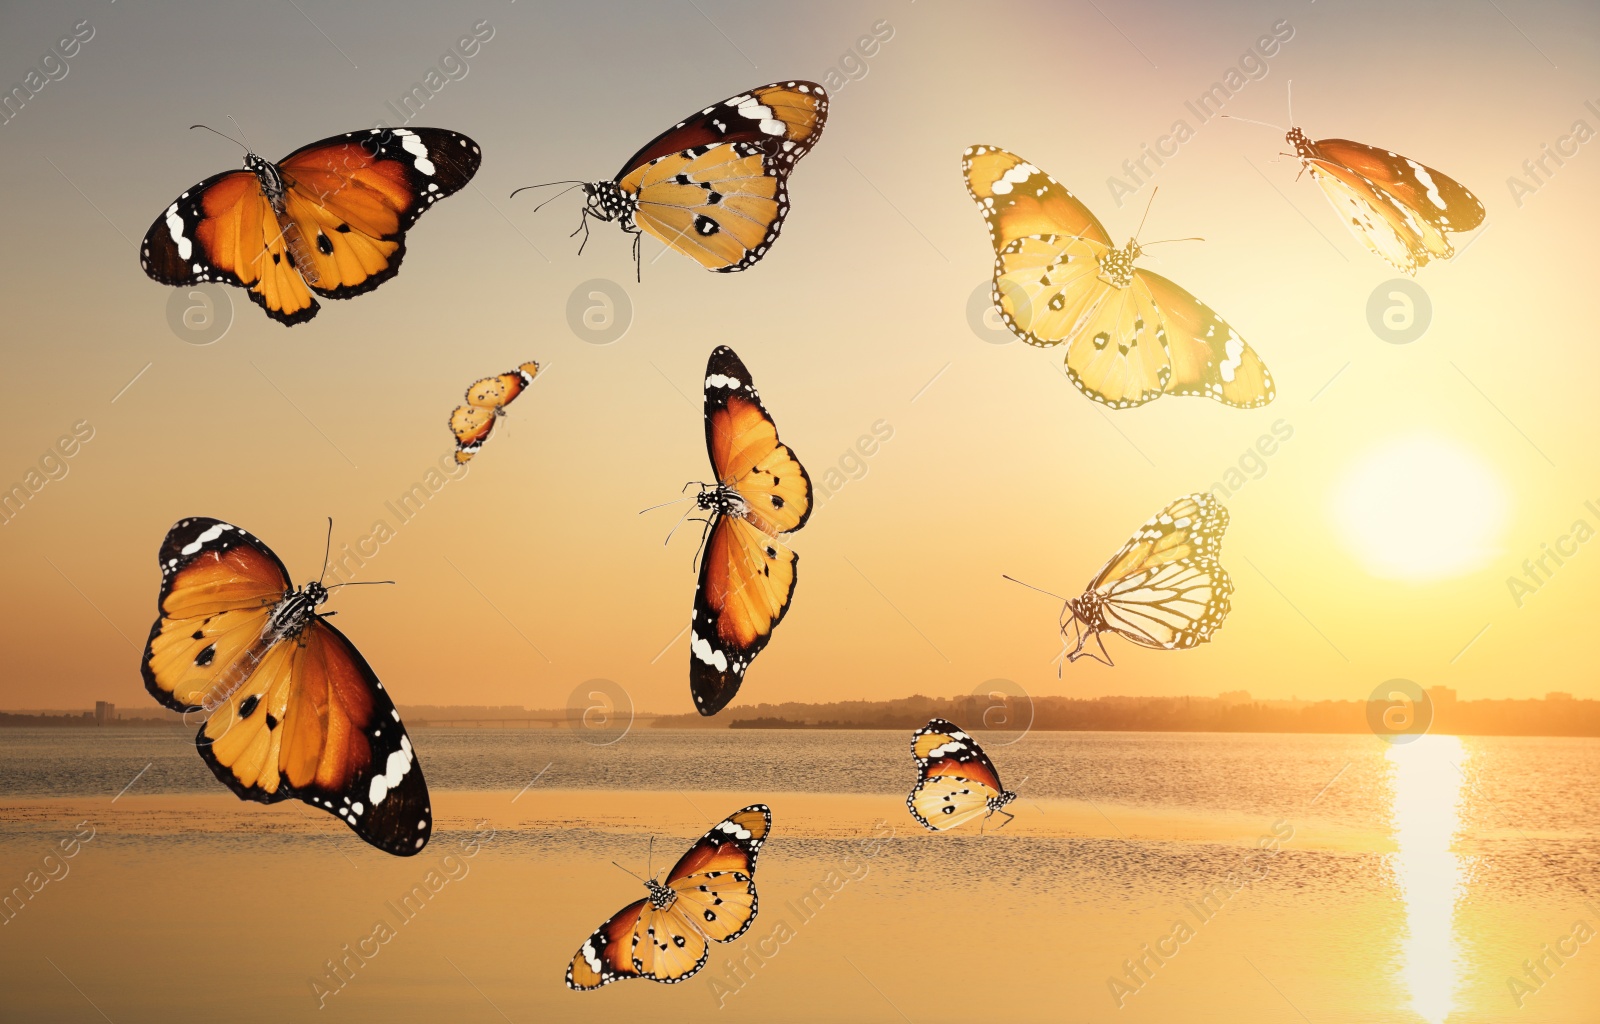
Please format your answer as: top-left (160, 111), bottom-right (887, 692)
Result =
top-left (517, 81), bottom-right (827, 277)
top-left (141, 126), bottom-right (480, 325)
top-left (449, 360), bottom-right (540, 464)
top-left (906, 719), bottom-right (1018, 833)
top-left (1285, 124), bottom-right (1484, 274)
top-left (963, 145), bottom-right (1275, 410)
top-left (1012, 493), bottom-right (1234, 669)
top-left (566, 805), bottom-right (771, 989)
top-left (140, 518), bottom-right (430, 855)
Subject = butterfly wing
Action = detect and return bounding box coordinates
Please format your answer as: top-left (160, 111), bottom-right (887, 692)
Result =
top-left (451, 360), bottom-right (539, 464)
top-left (277, 128), bottom-right (481, 299)
top-left (1314, 138), bottom-right (1484, 238)
top-left (690, 348), bottom-right (810, 715)
top-left (566, 898), bottom-right (651, 990)
top-left (963, 145), bottom-right (1113, 252)
top-left (664, 804), bottom-right (770, 943)
top-left (450, 405), bottom-right (495, 464)
top-left (907, 719), bottom-right (1005, 832)
top-left (1085, 493), bottom-right (1233, 650)
top-left (1096, 558), bottom-right (1233, 650)
top-left (1089, 493), bottom-right (1229, 590)
top-left (141, 171), bottom-right (319, 325)
top-left (142, 518), bottom-right (292, 712)
top-left (142, 518), bottom-right (431, 856)
top-left (1137, 270), bottom-right (1275, 408)
top-left (619, 82), bottom-right (828, 271)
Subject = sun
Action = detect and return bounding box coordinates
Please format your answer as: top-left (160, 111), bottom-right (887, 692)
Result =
top-left (1333, 435), bottom-right (1508, 582)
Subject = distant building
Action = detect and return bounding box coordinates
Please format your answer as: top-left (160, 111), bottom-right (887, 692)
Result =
top-left (94, 701), bottom-right (115, 724)
top-left (1428, 686), bottom-right (1457, 707)
top-left (1217, 690), bottom-right (1253, 705)
top-left (1547, 691), bottom-right (1574, 701)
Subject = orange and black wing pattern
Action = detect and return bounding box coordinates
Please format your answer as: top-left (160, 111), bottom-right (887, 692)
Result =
top-left (907, 719), bottom-right (1007, 832)
top-left (689, 347), bottom-right (810, 716)
top-left (141, 128), bottom-right (480, 325)
top-left (617, 81), bottom-right (828, 271)
top-left (141, 518), bottom-right (431, 856)
top-left (1289, 129), bottom-right (1483, 274)
top-left (566, 805), bottom-right (770, 990)
top-left (450, 360), bottom-right (540, 464)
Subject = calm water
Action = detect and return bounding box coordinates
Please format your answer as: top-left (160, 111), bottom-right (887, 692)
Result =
top-left (2, 726), bottom-right (1596, 836)
top-left (4, 727), bottom-right (1596, 1023)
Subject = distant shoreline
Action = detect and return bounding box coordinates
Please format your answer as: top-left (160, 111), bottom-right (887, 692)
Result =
top-left (7, 690), bottom-right (1598, 738)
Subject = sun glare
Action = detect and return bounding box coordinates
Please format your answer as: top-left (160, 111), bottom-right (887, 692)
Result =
top-left (1333, 436), bottom-right (1508, 582)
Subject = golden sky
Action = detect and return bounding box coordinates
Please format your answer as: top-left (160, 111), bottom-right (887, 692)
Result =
top-left (1, 0), bottom-right (1596, 713)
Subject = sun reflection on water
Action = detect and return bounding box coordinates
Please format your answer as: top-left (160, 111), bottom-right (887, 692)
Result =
top-left (1387, 734), bottom-right (1466, 1023)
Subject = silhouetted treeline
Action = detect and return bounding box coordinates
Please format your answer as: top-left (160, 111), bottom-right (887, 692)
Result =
top-left (661, 693), bottom-right (1600, 737)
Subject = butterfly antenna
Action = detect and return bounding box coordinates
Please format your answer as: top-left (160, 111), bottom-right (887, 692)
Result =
top-left (325, 580), bottom-right (397, 590)
top-left (610, 861), bottom-right (646, 883)
top-left (662, 502), bottom-right (700, 547)
top-left (638, 495), bottom-right (694, 515)
top-left (1002, 574), bottom-right (1067, 602)
top-left (317, 518), bottom-right (334, 587)
top-left (1287, 79), bottom-right (1294, 125)
top-left (1219, 114), bottom-right (1286, 132)
top-left (510, 180), bottom-right (587, 205)
top-left (226, 115), bottom-right (257, 155)
top-left (1133, 188), bottom-right (1159, 241)
top-left (1139, 237), bottom-right (1205, 248)
top-left (647, 835), bottom-right (655, 880)
top-left (189, 123), bottom-right (249, 153)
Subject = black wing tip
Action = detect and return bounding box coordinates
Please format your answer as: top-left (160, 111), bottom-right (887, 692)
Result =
top-left (243, 285), bottom-right (320, 326)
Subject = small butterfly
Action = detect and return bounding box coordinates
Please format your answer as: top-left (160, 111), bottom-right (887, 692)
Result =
top-left (1010, 493), bottom-right (1233, 668)
top-left (516, 81), bottom-right (827, 276)
top-left (907, 719), bottom-right (1017, 832)
top-left (449, 360), bottom-right (540, 464)
top-left (566, 805), bottom-right (771, 989)
top-left (141, 518), bottom-right (430, 856)
top-left (963, 145), bottom-right (1275, 410)
top-left (1285, 124), bottom-right (1484, 274)
top-left (680, 346), bottom-right (811, 716)
top-left (141, 126), bottom-right (481, 325)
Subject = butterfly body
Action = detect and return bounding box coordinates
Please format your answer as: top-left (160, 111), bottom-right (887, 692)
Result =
top-left (142, 127), bottom-right (481, 325)
top-left (1283, 126), bottom-right (1483, 273)
top-left (541, 82), bottom-right (827, 275)
top-left (963, 145), bottom-right (1274, 409)
top-left (141, 518), bottom-right (430, 856)
top-left (906, 719), bottom-right (1017, 832)
top-left (566, 805), bottom-right (771, 989)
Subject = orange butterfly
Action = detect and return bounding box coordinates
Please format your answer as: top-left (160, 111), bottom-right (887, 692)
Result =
top-left (566, 805), bottom-right (770, 989)
top-left (1285, 125), bottom-right (1484, 274)
top-left (449, 360), bottom-right (540, 464)
top-left (141, 127), bottom-right (480, 325)
top-left (141, 518), bottom-right (430, 856)
top-left (683, 347), bottom-right (811, 716)
top-left (1012, 493), bottom-right (1233, 668)
top-left (906, 719), bottom-right (1017, 832)
top-left (963, 145), bottom-right (1275, 410)
top-left (517, 82), bottom-right (827, 276)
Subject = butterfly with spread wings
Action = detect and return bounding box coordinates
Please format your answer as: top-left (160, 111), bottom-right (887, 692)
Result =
top-left (963, 145), bottom-right (1275, 410)
top-left (140, 518), bottom-right (430, 856)
top-left (676, 346), bottom-right (811, 717)
top-left (141, 127), bottom-right (481, 325)
top-left (1014, 493), bottom-right (1234, 668)
top-left (450, 360), bottom-right (540, 464)
top-left (566, 805), bottom-right (771, 989)
top-left (517, 81), bottom-right (827, 277)
top-left (907, 719), bottom-right (1018, 833)
top-left (1284, 125), bottom-right (1484, 274)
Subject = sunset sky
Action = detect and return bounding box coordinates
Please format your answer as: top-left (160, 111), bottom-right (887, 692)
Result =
top-left (1, 0), bottom-right (1597, 715)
